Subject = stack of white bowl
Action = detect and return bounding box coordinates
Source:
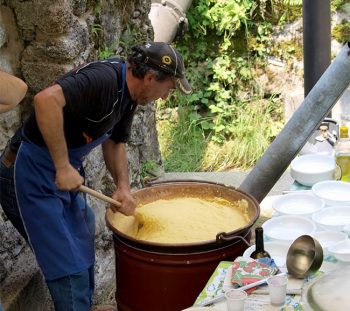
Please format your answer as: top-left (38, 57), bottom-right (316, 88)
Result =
top-left (260, 153), bottom-right (350, 264)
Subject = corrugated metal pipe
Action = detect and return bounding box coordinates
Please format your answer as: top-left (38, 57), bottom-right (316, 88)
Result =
top-left (148, 0), bottom-right (193, 43)
top-left (239, 43), bottom-right (350, 203)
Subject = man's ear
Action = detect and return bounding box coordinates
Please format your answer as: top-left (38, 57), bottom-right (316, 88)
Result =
top-left (144, 70), bottom-right (155, 84)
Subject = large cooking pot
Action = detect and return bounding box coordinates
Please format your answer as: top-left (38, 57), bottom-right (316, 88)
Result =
top-left (106, 180), bottom-right (260, 311)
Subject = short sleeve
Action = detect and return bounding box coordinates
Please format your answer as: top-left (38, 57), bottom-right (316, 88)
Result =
top-left (109, 105), bottom-right (137, 143)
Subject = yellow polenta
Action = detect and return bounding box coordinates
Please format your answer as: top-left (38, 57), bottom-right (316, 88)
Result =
top-left (110, 197), bottom-right (250, 243)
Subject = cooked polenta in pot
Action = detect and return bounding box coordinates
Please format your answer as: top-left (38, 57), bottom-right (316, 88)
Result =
top-left (109, 197), bottom-right (250, 243)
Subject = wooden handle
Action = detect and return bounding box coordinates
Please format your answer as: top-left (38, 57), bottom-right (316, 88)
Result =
top-left (79, 185), bottom-right (121, 211)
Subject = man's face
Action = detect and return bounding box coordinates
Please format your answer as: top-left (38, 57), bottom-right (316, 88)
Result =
top-left (135, 72), bottom-right (176, 105)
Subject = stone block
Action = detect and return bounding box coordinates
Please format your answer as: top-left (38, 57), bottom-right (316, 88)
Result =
top-left (36, 1), bottom-right (73, 35)
top-left (42, 20), bottom-right (90, 60)
top-left (21, 57), bottom-right (73, 92)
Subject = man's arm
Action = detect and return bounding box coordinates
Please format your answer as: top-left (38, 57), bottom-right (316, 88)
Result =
top-left (0, 71), bottom-right (28, 113)
top-left (102, 139), bottom-right (136, 216)
top-left (34, 84), bottom-right (84, 190)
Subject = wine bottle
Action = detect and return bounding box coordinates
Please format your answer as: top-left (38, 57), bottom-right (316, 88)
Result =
top-left (250, 227), bottom-right (271, 259)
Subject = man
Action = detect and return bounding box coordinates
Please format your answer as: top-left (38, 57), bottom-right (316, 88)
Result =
top-left (0, 70), bottom-right (28, 113)
top-left (0, 42), bottom-right (192, 311)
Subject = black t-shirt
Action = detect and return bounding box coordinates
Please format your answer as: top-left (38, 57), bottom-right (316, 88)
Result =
top-left (21, 58), bottom-right (136, 149)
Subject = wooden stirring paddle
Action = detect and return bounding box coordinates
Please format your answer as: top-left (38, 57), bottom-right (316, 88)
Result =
top-left (79, 185), bottom-right (121, 213)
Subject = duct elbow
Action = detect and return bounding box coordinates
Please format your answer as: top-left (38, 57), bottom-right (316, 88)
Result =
top-left (149, 0), bottom-right (193, 43)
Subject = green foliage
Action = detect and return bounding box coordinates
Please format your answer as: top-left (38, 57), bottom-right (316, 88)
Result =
top-left (157, 106), bottom-right (208, 172)
top-left (90, 23), bottom-right (103, 37)
top-left (156, 0), bottom-right (288, 171)
top-left (282, 0), bottom-right (301, 6)
top-left (332, 20), bottom-right (350, 43)
top-left (331, 0), bottom-right (349, 12)
top-left (98, 45), bottom-right (115, 60)
top-left (140, 160), bottom-right (162, 179)
top-left (156, 0), bottom-right (312, 172)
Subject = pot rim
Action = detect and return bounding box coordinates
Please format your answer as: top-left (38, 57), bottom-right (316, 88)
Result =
top-left (105, 180), bottom-right (260, 251)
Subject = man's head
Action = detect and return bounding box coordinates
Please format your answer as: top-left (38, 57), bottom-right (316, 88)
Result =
top-left (127, 42), bottom-right (192, 105)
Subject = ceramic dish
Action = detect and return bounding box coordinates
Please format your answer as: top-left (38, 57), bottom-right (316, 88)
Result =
top-left (312, 206), bottom-right (350, 231)
top-left (301, 266), bottom-right (350, 311)
top-left (243, 241), bottom-right (289, 267)
top-left (312, 181), bottom-right (350, 206)
top-left (272, 193), bottom-right (325, 217)
top-left (328, 239), bottom-right (350, 262)
top-left (310, 231), bottom-right (348, 254)
top-left (290, 154), bottom-right (336, 186)
top-left (262, 215), bottom-right (317, 244)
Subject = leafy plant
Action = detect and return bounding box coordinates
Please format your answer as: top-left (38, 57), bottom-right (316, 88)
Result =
top-left (140, 160), bottom-right (162, 179)
top-left (98, 45), bottom-right (115, 60)
top-left (156, 0), bottom-right (289, 172)
top-left (332, 20), bottom-right (350, 43)
top-left (282, 0), bottom-right (302, 6)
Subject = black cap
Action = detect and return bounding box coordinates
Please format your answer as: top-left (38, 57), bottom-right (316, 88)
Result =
top-left (131, 42), bottom-right (192, 95)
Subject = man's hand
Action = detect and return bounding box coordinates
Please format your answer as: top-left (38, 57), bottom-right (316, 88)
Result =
top-left (55, 163), bottom-right (84, 191)
top-left (111, 187), bottom-right (136, 216)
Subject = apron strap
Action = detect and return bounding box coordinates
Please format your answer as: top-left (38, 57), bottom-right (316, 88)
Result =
top-left (120, 62), bottom-right (126, 106)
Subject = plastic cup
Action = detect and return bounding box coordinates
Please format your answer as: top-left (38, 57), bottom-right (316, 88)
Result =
top-left (225, 288), bottom-right (247, 311)
top-left (267, 274), bottom-right (288, 306)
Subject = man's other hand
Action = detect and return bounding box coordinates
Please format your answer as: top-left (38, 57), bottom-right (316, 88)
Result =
top-left (112, 188), bottom-right (136, 216)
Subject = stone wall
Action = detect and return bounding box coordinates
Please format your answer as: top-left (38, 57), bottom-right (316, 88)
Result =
top-left (0, 0), bottom-right (162, 309)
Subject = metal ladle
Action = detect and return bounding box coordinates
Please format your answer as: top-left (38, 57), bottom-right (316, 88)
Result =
top-left (286, 235), bottom-right (324, 278)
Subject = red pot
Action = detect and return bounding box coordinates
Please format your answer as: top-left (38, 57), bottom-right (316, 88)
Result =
top-left (106, 181), bottom-right (260, 311)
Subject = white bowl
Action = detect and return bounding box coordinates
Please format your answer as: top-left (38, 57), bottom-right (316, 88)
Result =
top-left (328, 239), bottom-right (350, 262)
top-left (312, 181), bottom-right (350, 206)
top-left (262, 215), bottom-right (317, 244)
top-left (310, 231), bottom-right (348, 254)
top-left (290, 154), bottom-right (336, 186)
top-left (243, 241), bottom-right (289, 267)
top-left (312, 206), bottom-right (350, 231)
top-left (272, 193), bottom-right (325, 217)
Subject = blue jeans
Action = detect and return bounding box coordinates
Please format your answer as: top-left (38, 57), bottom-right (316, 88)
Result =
top-left (0, 151), bottom-right (28, 241)
top-left (47, 265), bottom-right (95, 311)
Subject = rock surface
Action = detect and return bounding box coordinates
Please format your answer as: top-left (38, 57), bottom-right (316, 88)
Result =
top-left (0, 1), bottom-right (159, 309)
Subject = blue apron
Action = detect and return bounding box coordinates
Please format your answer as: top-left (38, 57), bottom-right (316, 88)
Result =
top-left (14, 63), bottom-right (126, 281)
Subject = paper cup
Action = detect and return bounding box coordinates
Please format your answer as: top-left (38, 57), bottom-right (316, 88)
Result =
top-left (225, 289), bottom-right (247, 311)
top-left (267, 274), bottom-right (288, 306)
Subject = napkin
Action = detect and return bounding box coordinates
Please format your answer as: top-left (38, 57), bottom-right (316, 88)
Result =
top-left (230, 256), bottom-right (279, 292)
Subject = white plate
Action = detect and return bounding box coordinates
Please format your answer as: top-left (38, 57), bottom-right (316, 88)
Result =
top-left (262, 215), bottom-right (317, 243)
top-left (312, 206), bottom-right (350, 231)
top-left (310, 230), bottom-right (348, 254)
top-left (312, 181), bottom-right (350, 206)
top-left (328, 239), bottom-right (350, 262)
top-left (243, 241), bottom-right (289, 267)
top-left (272, 193), bottom-right (325, 217)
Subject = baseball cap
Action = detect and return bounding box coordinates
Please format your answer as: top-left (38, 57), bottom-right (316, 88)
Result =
top-left (131, 42), bottom-right (192, 95)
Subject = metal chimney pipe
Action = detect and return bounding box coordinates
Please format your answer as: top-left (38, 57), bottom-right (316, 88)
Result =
top-left (303, 0), bottom-right (331, 97)
top-left (148, 0), bottom-right (193, 43)
top-left (239, 43), bottom-right (350, 203)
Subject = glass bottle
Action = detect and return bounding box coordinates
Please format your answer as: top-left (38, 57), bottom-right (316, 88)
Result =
top-left (250, 227), bottom-right (271, 259)
top-left (335, 125), bottom-right (350, 182)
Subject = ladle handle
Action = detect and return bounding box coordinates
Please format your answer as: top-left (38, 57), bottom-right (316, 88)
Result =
top-left (79, 185), bottom-right (121, 211)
